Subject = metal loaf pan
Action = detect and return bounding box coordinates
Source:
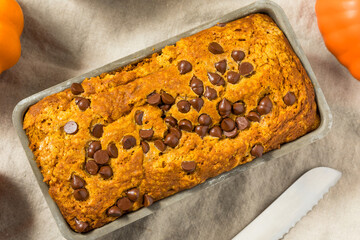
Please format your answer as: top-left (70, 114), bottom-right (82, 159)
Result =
top-left (12, 1), bottom-right (332, 239)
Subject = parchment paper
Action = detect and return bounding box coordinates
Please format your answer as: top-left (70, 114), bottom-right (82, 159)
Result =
top-left (0, 0), bottom-right (359, 239)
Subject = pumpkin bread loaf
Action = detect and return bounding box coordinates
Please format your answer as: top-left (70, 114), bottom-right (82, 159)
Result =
top-left (23, 14), bottom-right (320, 232)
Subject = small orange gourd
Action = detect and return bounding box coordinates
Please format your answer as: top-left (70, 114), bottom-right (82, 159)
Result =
top-left (0, 0), bottom-right (24, 74)
top-left (316, 0), bottom-right (360, 81)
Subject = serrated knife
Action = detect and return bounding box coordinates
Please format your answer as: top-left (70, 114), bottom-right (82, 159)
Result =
top-left (233, 167), bottom-right (341, 240)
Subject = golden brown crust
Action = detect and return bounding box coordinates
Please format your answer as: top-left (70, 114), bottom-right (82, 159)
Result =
top-left (23, 14), bottom-right (319, 232)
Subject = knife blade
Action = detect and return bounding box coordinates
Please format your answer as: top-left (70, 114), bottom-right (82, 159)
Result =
top-left (232, 167), bottom-right (341, 240)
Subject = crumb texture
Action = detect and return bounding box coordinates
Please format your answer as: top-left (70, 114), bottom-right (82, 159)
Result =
top-left (23, 14), bottom-right (319, 232)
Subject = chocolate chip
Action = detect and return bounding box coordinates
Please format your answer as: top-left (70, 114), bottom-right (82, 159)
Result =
top-left (127, 189), bottom-right (140, 202)
top-left (251, 144), bottom-right (264, 157)
top-left (73, 188), bottom-right (89, 201)
top-left (209, 126), bottom-right (222, 138)
top-left (77, 98), bottom-right (90, 111)
top-left (143, 194), bottom-right (154, 207)
top-left (231, 50), bottom-right (245, 62)
top-left (147, 92), bottom-right (162, 105)
top-left (139, 129), bottom-right (154, 140)
top-left (99, 166), bottom-right (113, 179)
top-left (74, 218), bottom-right (88, 233)
top-left (122, 135), bottom-right (136, 149)
top-left (195, 125), bottom-right (208, 138)
top-left (216, 22), bottom-right (226, 27)
top-left (189, 98), bottom-right (204, 112)
top-left (178, 60), bottom-right (192, 74)
top-left (215, 59), bottom-right (227, 74)
top-left (181, 161), bottom-right (196, 173)
top-left (107, 206), bottom-right (123, 217)
top-left (141, 141), bottom-right (150, 153)
top-left (135, 111), bottom-right (144, 125)
top-left (164, 133), bottom-right (179, 148)
top-left (227, 71), bottom-right (240, 84)
top-left (160, 104), bottom-right (171, 111)
top-left (208, 42), bottom-right (224, 54)
top-left (117, 197), bottom-right (133, 211)
top-left (178, 119), bottom-right (193, 132)
top-left (190, 76), bottom-right (204, 96)
top-left (232, 102), bottom-right (245, 115)
top-left (257, 96), bottom-right (273, 115)
top-left (177, 100), bottom-right (191, 113)
top-left (71, 83), bottom-right (84, 95)
top-left (198, 114), bottom-right (212, 126)
top-left (164, 116), bottom-right (177, 127)
top-left (64, 121), bottom-right (78, 135)
top-left (70, 175), bottom-right (85, 189)
top-left (85, 160), bottom-right (99, 175)
top-left (239, 62), bottom-right (254, 76)
top-left (94, 150), bottom-right (110, 165)
top-left (204, 86), bottom-right (217, 100)
top-left (220, 118), bottom-right (236, 132)
top-left (247, 112), bottom-right (261, 122)
top-left (106, 143), bottom-right (118, 158)
top-left (223, 128), bottom-right (238, 138)
top-left (88, 141), bottom-right (101, 158)
top-left (169, 127), bottom-right (182, 139)
top-left (218, 98), bottom-right (232, 117)
top-left (74, 97), bottom-right (82, 104)
top-left (236, 117), bottom-right (250, 130)
top-left (154, 140), bottom-right (167, 152)
top-left (208, 72), bottom-right (225, 86)
top-left (284, 92), bottom-right (296, 106)
top-left (92, 124), bottom-right (104, 138)
top-left (161, 92), bottom-right (175, 105)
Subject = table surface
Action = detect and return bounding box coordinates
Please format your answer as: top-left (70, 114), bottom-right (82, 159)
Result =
top-left (1, 0), bottom-right (359, 239)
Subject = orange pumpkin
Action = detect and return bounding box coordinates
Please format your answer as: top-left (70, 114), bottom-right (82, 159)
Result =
top-left (0, 0), bottom-right (24, 74)
top-left (316, 0), bottom-right (360, 81)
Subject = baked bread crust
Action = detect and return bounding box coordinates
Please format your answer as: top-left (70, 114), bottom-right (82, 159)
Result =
top-left (23, 14), bottom-right (319, 232)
